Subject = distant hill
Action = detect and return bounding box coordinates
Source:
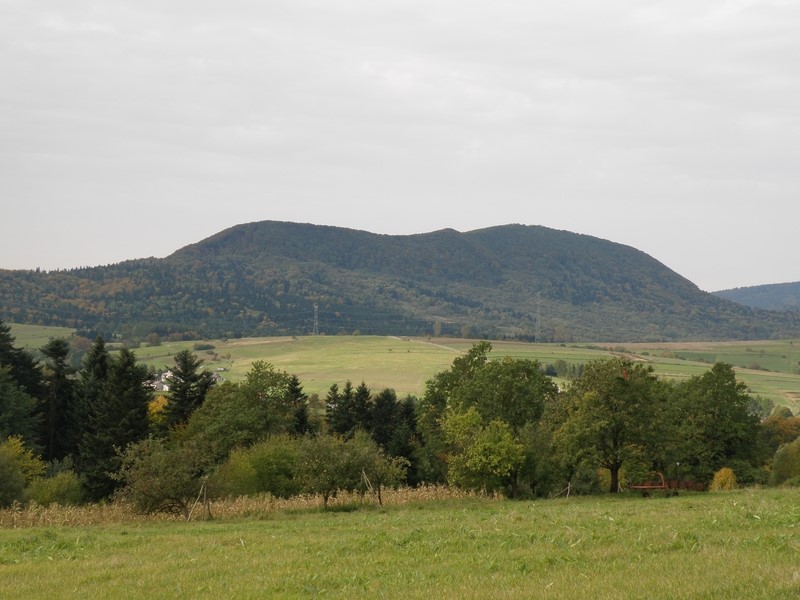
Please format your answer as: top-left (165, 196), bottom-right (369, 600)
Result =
top-left (714, 282), bottom-right (800, 312)
top-left (2, 221), bottom-right (799, 342)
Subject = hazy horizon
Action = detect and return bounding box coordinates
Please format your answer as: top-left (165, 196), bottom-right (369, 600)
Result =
top-left (3, 1), bottom-right (799, 292)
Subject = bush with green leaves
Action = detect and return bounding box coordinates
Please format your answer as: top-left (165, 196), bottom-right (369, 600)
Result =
top-left (295, 432), bottom-right (407, 507)
top-left (210, 448), bottom-right (260, 498)
top-left (25, 471), bottom-right (83, 506)
top-left (0, 436), bottom-right (46, 507)
top-left (117, 438), bottom-right (208, 519)
top-left (570, 462), bottom-right (603, 496)
top-left (179, 362), bottom-right (294, 463)
top-left (442, 407), bottom-right (524, 495)
top-left (0, 444), bottom-right (26, 507)
top-left (769, 438), bottom-right (800, 486)
top-left (211, 435), bottom-right (301, 499)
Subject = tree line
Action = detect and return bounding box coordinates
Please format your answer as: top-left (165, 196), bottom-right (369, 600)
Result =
top-left (5, 220), bottom-right (800, 344)
top-left (3, 321), bottom-right (800, 513)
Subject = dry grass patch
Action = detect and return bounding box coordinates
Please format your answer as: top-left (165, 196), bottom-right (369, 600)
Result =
top-left (0, 485), bottom-right (486, 528)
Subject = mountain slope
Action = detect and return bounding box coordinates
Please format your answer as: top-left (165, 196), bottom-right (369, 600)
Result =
top-left (714, 282), bottom-right (800, 312)
top-left (1, 221), bottom-right (798, 342)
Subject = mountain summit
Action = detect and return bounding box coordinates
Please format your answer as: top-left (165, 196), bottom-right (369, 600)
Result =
top-left (1, 221), bottom-right (797, 341)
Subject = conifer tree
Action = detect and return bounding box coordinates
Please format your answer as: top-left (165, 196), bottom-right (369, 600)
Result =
top-left (39, 339), bottom-right (76, 462)
top-left (163, 349), bottom-right (215, 429)
top-left (80, 348), bottom-right (152, 501)
top-left (0, 367), bottom-right (40, 447)
top-left (370, 388), bottom-right (398, 450)
top-left (287, 374), bottom-right (310, 435)
top-left (327, 380), bottom-right (360, 436)
top-left (353, 381), bottom-right (372, 431)
top-left (0, 319), bottom-right (44, 399)
top-left (76, 337), bottom-right (110, 474)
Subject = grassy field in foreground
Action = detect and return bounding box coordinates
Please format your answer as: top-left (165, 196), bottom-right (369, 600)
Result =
top-left (8, 324), bottom-right (800, 410)
top-left (1, 488), bottom-right (799, 599)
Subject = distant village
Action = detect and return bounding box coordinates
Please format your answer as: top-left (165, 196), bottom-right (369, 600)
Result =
top-left (149, 367), bottom-right (227, 393)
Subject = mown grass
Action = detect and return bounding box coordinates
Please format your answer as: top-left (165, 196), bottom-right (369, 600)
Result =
top-left (8, 324), bottom-right (800, 409)
top-left (1, 488), bottom-right (799, 599)
top-left (5, 323), bottom-right (76, 350)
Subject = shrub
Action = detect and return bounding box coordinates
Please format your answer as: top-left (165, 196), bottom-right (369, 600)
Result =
top-left (769, 438), bottom-right (800, 486)
top-left (25, 471), bottom-right (83, 506)
top-left (246, 436), bottom-right (301, 498)
top-left (570, 462), bottom-right (602, 496)
top-left (117, 438), bottom-right (208, 519)
top-left (211, 448), bottom-right (260, 498)
top-left (210, 437), bottom-right (301, 499)
top-left (0, 444), bottom-right (26, 507)
top-left (709, 467), bottom-right (737, 491)
top-left (295, 432), bottom-right (407, 507)
top-left (0, 436), bottom-right (45, 507)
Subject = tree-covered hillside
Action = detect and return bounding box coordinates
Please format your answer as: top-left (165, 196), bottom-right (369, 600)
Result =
top-left (714, 281), bottom-right (800, 312)
top-left (1, 221), bottom-right (798, 342)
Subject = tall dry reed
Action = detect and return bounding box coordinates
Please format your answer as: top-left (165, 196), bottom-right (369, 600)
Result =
top-left (0, 485), bottom-right (491, 528)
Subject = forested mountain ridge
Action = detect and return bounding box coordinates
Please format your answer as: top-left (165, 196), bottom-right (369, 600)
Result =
top-left (714, 282), bottom-right (800, 312)
top-left (1, 221), bottom-right (798, 342)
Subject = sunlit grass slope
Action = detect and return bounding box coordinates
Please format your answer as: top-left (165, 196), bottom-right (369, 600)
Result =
top-left (1, 489), bottom-right (799, 599)
top-left (8, 324), bottom-right (800, 409)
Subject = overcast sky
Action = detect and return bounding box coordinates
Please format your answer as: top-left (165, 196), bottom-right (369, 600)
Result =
top-left (2, 1), bottom-right (798, 291)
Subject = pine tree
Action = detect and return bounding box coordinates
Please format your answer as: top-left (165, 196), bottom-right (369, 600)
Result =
top-left (370, 388), bottom-right (398, 449)
top-left (163, 349), bottom-right (215, 429)
top-left (287, 374), bottom-right (310, 435)
top-left (325, 383), bottom-right (340, 434)
top-left (0, 367), bottom-right (40, 447)
top-left (80, 348), bottom-right (152, 501)
top-left (76, 337), bottom-right (110, 474)
top-left (327, 380), bottom-right (357, 436)
top-left (39, 339), bottom-right (76, 462)
top-left (0, 319), bottom-right (44, 399)
top-left (353, 381), bottom-right (372, 432)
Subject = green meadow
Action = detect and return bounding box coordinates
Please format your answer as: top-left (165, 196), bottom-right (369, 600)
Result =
top-left (5, 325), bottom-right (800, 598)
top-left (2, 489), bottom-right (799, 599)
top-left (8, 324), bottom-right (800, 410)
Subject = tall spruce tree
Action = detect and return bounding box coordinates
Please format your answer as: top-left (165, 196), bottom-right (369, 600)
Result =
top-left (0, 367), bottom-right (40, 447)
top-left (0, 321), bottom-right (43, 449)
top-left (353, 381), bottom-right (372, 431)
top-left (163, 349), bottom-right (215, 429)
top-left (0, 319), bottom-right (44, 400)
top-left (76, 337), bottom-right (110, 475)
top-left (39, 339), bottom-right (76, 462)
top-left (370, 388), bottom-right (399, 450)
top-left (325, 383), bottom-right (341, 434)
top-left (325, 379), bottom-right (356, 436)
top-left (287, 374), bottom-right (310, 435)
top-left (80, 348), bottom-right (152, 501)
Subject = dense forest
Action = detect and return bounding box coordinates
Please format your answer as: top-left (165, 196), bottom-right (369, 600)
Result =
top-left (3, 320), bottom-right (800, 513)
top-left (2, 221), bottom-right (799, 342)
top-left (715, 281), bottom-right (800, 312)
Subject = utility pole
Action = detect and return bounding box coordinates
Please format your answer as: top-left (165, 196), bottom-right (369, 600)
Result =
top-left (313, 303), bottom-right (319, 336)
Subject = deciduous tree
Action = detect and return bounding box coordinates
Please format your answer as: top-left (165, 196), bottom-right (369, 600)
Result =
top-left (180, 361), bottom-right (293, 463)
top-left (672, 363), bottom-right (760, 483)
top-left (556, 358), bottom-right (668, 493)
